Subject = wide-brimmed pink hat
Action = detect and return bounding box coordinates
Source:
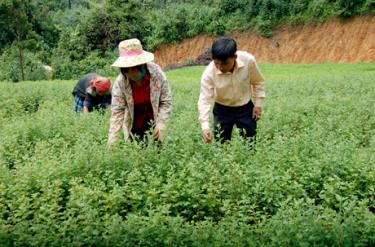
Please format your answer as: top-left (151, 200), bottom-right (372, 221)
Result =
top-left (111, 38), bottom-right (154, 68)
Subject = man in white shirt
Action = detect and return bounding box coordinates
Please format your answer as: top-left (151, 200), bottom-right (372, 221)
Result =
top-left (198, 37), bottom-right (266, 143)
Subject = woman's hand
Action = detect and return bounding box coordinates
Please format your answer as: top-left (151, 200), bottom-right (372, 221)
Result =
top-left (153, 126), bottom-right (163, 142)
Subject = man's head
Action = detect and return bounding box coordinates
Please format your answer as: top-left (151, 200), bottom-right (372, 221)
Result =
top-left (211, 37), bottom-right (237, 73)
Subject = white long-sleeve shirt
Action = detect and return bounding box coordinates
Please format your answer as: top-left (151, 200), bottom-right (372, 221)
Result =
top-left (198, 51), bottom-right (265, 130)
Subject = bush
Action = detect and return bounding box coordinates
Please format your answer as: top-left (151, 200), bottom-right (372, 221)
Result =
top-left (0, 45), bottom-right (48, 82)
top-left (0, 64), bottom-right (374, 245)
top-left (51, 50), bottom-right (117, 80)
top-left (145, 5), bottom-right (191, 50)
top-left (336, 0), bottom-right (369, 17)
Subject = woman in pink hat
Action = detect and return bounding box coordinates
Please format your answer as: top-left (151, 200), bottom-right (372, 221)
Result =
top-left (108, 38), bottom-right (172, 146)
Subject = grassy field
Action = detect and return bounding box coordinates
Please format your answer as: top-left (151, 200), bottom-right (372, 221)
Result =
top-left (0, 64), bottom-right (374, 246)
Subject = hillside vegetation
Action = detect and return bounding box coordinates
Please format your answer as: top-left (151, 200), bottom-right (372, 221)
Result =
top-left (0, 0), bottom-right (374, 81)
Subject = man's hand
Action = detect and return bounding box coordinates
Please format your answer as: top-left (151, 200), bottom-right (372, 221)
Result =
top-left (252, 106), bottom-right (262, 121)
top-left (201, 129), bottom-right (212, 143)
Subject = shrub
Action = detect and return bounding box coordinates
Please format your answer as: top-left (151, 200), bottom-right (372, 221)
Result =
top-left (0, 64), bottom-right (374, 245)
top-left (51, 50), bottom-right (117, 80)
top-left (0, 46), bottom-right (48, 82)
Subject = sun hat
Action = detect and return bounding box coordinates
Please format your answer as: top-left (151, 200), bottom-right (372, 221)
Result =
top-left (111, 38), bottom-right (154, 68)
top-left (89, 76), bottom-right (111, 94)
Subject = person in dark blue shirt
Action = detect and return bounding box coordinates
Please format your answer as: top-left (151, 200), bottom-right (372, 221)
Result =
top-left (72, 73), bottom-right (111, 113)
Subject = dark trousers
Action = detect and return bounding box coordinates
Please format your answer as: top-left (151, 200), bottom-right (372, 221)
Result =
top-left (131, 120), bottom-right (153, 141)
top-left (131, 120), bottom-right (162, 149)
top-left (213, 101), bottom-right (257, 143)
top-left (131, 103), bottom-right (154, 142)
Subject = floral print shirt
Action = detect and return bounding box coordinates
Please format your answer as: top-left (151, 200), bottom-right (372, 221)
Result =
top-left (108, 62), bottom-right (172, 145)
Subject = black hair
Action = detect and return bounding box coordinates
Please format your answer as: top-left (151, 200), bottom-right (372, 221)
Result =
top-left (211, 37), bottom-right (237, 60)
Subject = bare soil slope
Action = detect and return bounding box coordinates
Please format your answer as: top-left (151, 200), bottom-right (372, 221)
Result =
top-left (154, 15), bottom-right (375, 67)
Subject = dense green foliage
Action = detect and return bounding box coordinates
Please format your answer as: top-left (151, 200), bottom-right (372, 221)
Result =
top-left (0, 0), bottom-right (374, 81)
top-left (0, 64), bottom-right (374, 246)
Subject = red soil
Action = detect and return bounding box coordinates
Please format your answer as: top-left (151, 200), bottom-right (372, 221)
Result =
top-left (154, 15), bottom-right (375, 67)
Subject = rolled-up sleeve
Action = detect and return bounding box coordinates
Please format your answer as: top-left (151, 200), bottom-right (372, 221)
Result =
top-left (108, 76), bottom-right (127, 146)
top-left (198, 69), bottom-right (214, 131)
top-left (156, 71), bottom-right (172, 130)
top-left (249, 58), bottom-right (265, 107)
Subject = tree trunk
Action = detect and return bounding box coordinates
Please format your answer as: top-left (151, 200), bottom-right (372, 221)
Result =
top-left (16, 29), bottom-right (25, 81)
top-left (18, 45), bottom-right (25, 81)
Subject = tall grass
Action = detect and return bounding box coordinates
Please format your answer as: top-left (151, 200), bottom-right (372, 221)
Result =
top-left (0, 63), bottom-right (374, 246)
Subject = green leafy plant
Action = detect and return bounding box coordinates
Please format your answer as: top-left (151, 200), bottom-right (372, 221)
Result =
top-left (0, 63), bottom-right (374, 246)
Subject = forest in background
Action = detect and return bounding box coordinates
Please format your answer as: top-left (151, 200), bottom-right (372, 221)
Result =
top-left (1, 0), bottom-right (374, 82)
